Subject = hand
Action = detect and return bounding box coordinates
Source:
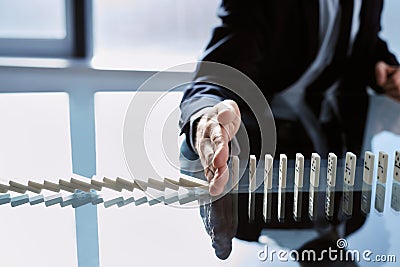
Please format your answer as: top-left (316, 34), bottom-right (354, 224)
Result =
top-left (199, 193), bottom-right (238, 260)
top-left (195, 100), bottom-right (241, 196)
top-left (375, 61), bottom-right (400, 101)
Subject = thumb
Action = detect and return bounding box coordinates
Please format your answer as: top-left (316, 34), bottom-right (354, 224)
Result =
top-left (375, 61), bottom-right (388, 86)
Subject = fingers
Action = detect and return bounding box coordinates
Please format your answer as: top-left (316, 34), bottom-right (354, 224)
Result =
top-left (375, 61), bottom-right (388, 86)
top-left (195, 100), bottom-right (241, 195)
top-left (209, 164), bottom-right (229, 196)
top-left (383, 68), bottom-right (400, 102)
top-left (210, 123), bottom-right (230, 168)
top-left (215, 100), bottom-right (241, 138)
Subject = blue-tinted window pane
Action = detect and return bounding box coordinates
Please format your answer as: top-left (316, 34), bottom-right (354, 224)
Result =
top-left (0, 0), bottom-right (66, 39)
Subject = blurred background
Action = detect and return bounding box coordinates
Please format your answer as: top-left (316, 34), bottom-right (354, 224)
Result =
top-left (0, 1), bottom-right (399, 266)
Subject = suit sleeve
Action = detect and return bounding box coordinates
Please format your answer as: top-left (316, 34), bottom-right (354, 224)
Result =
top-left (179, 0), bottom-right (266, 151)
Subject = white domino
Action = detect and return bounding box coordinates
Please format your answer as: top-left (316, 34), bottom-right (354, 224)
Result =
top-left (327, 153), bottom-right (337, 187)
top-left (361, 151), bottom-right (375, 215)
top-left (309, 153), bottom-right (320, 220)
top-left (264, 154), bottom-right (273, 190)
top-left (363, 152), bottom-right (375, 185)
top-left (248, 155), bottom-right (256, 221)
top-left (293, 153), bottom-right (304, 221)
top-left (295, 153), bottom-right (304, 187)
top-left (377, 152), bottom-right (388, 184)
top-left (310, 153), bottom-right (321, 187)
top-left (344, 152), bottom-right (357, 186)
top-left (393, 150), bottom-right (400, 183)
top-left (263, 154), bottom-right (273, 222)
top-left (232, 156), bottom-right (240, 191)
top-left (375, 152), bottom-right (388, 213)
top-left (279, 154), bottom-right (287, 189)
top-left (278, 154), bottom-right (287, 221)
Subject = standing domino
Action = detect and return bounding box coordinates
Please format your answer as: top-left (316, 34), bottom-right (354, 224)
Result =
top-left (391, 151), bottom-right (400, 212)
top-left (278, 154), bottom-right (287, 222)
top-left (293, 153), bottom-right (304, 222)
top-left (232, 156), bottom-right (240, 191)
top-left (325, 153), bottom-right (337, 220)
top-left (342, 152), bottom-right (357, 216)
top-left (248, 155), bottom-right (257, 222)
top-left (361, 152), bottom-right (375, 215)
top-left (263, 154), bottom-right (273, 222)
top-left (375, 152), bottom-right (388, 213)
top-left (309, 153), bottom-right (320, 220)
top-left (232, 156), bottom-right (240, 225)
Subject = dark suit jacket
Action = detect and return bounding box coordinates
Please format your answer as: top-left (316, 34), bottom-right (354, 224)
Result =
top-left (180, 0), bottom-right (398, 157)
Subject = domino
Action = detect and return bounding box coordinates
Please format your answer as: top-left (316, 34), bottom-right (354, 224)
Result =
top-left (72, 191), bottom-right (93, 208)
top-left (104, 196), bottom-right (124, 208)
top-left (28, 181), bottom-right (43, 190)
top-left (309, 153), bottom-right (320, 220)
top-left (8, 185), bottom-right (27, 194)
top-left (361, 152), bottom-right (375, 215)
top-left (0, 194), bottom-right (11, 205)
top-left (394, 150), bottom-right (400, 183)
top-left (325, 184), bottom-right (335, 220)
top-left (115, 177), bottom-right (136, 191)
top-left (392, 151), bottom-right (400, 212)
top-left (278, 154), bottom-right (287, 222)
top-left (29, 195), bottom-right (44, 205)
top-left (342, 183), bottom-right (354, 216)
top-left (43, 181), bottom-right (61, 192)
top-left (117, 197), bottom-right (136, 207)
top-left (163, 178), bottom-right (180, 191)
top-left (279, 154), bottom-right (287, 189)
top-left (92, 195), bottom-right (104, 205)
top-left (60, 194), bottom-right (76, 207)
top-left (263, 154), bottom-right (273, 222)
top-left (293, 153), bottom-right (304, 221)
top-left (71, 175), bottom-right (102, 191)
top-left (342, 152), bottom-right (356, 216)
top-left (9, 181), bottom-right (41, 194)
top-left (391, 181), bottom-right (400, 212)
top-left (178, 193), bottom-right (197, 205)
top-left (295, 153), bottom-right (305, 187)
top-left (310, 153), bottom-right (321, 187)
top-left (134, 196), bottom-right (148, 206)
top-left (134, 180), bottom-right (148, 191)
top-left (0, 183), bottom-right (9, 193)
top-left (58, 180), bottom-right (77, 193)
top-left (344, 152), bottom-right (357, 186)
top-left (178, 174), bottom-right (209, 189)
top-left (327, 153), bottom-right (337, 187)
top-left (325, 153), bottom-right (337, 220)
top-left (375, 152), bottom-right (388, 213)
top-left (248, 155), bottom-right (256, 222)
top-left (147, 178), bottom-right (165, 191)
top-left (164, 192), bottom-right (179, 205)
top-left (11, 194), bottom-right (30, 207)
top-left (103, 177), bottom-right (124, 192)
top-left (363, 152), bottom-right (375, 185)
top-left (45, 193), bottom-right (63, 207)
top-left (148, 195), bottom-right (165, 206)
top-left (232, 156), bottom-right (240, 191)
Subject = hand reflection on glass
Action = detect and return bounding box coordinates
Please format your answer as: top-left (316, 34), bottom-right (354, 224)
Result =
top-left (199, 193), bottom-right (238, 260)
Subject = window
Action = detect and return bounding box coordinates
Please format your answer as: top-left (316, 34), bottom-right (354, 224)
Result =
top-left (0, 0), bottom-right (86, 58)
top-left (92, 0), bottom-right (220, 70)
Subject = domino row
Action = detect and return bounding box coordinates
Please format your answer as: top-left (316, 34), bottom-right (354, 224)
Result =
top-left (0, 174), bottom-right (210, 208)
top-left (245, 150), bottom-right (400, 222)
